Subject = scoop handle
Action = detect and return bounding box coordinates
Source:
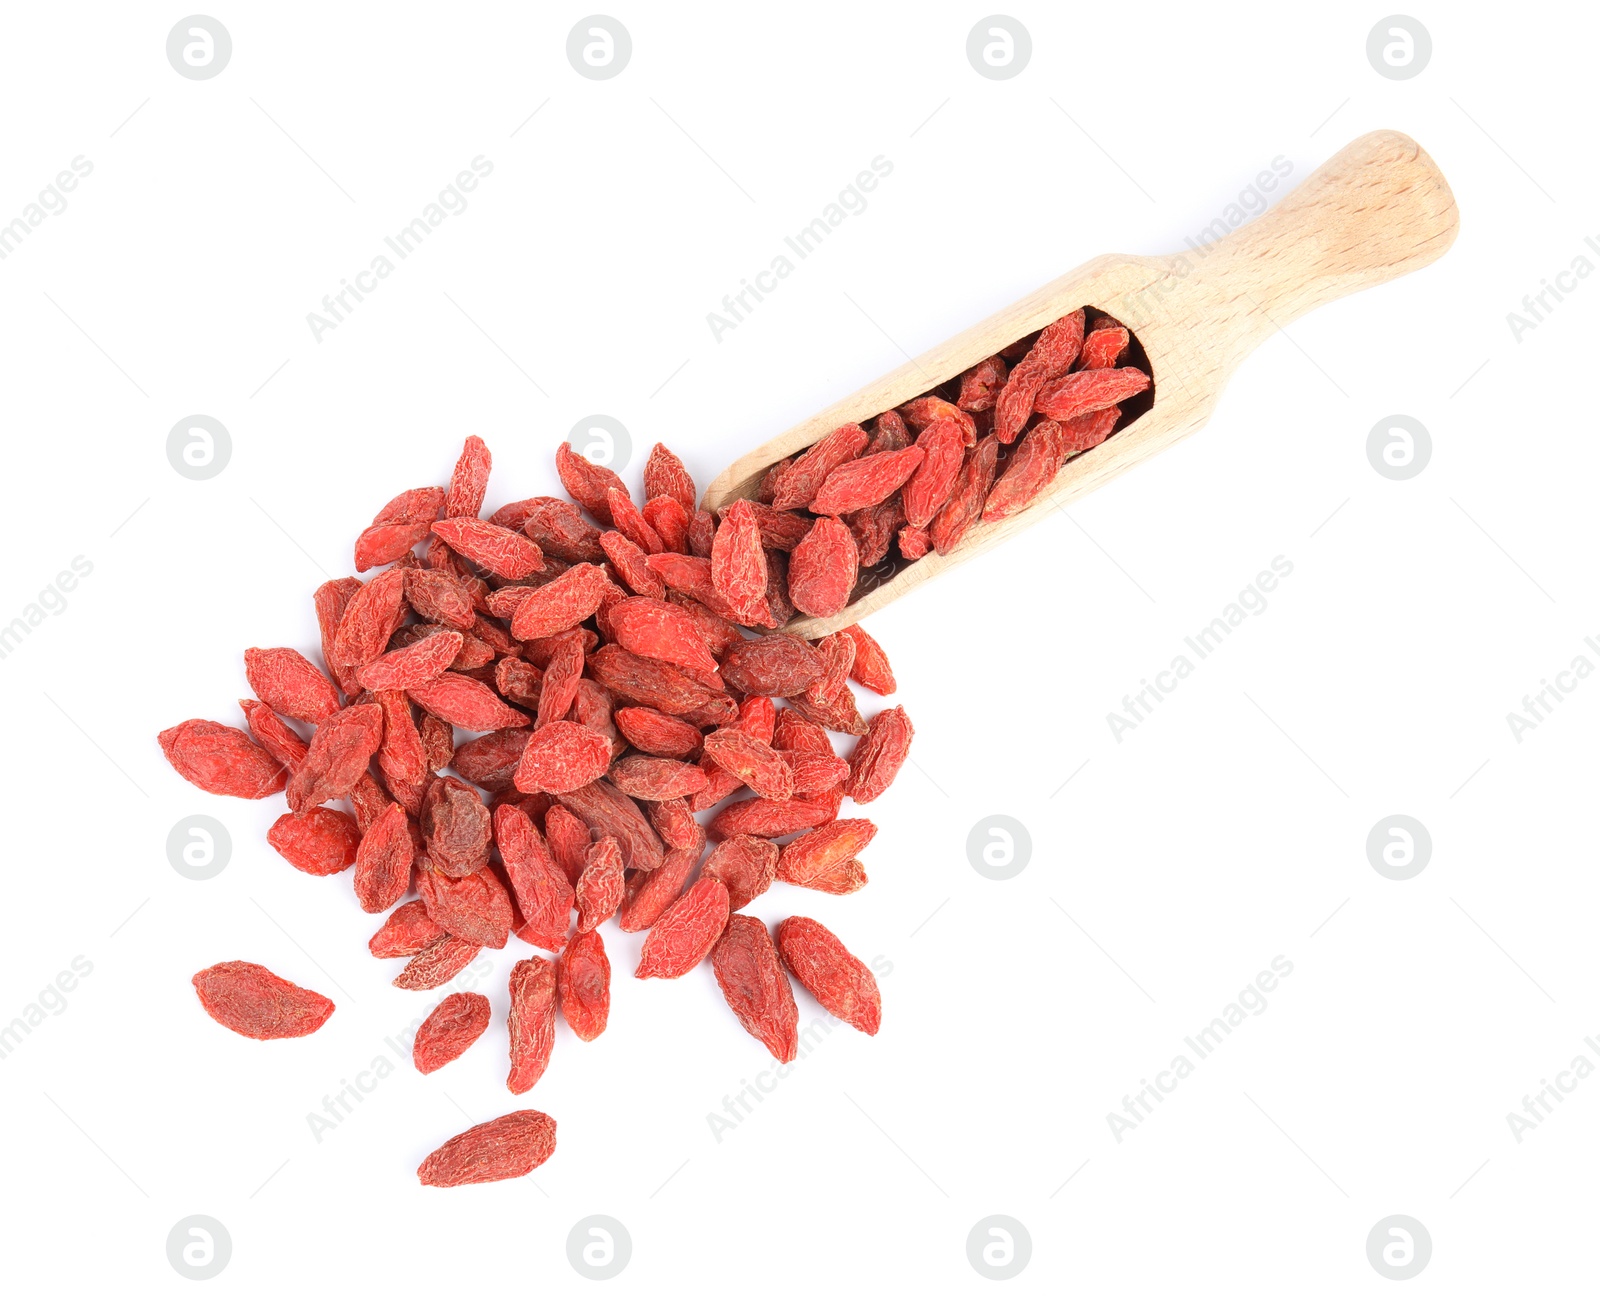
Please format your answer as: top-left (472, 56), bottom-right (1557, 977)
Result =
top-left (1172, 130), bottom-right (1458, 344)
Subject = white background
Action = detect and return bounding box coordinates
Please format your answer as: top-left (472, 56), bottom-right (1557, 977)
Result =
top-left (0, 1), bottom-right (1593, 1290)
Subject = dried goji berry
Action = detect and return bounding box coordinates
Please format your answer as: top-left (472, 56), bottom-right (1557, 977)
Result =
top-left (634, 877), bottom-right (729, 979)
top-left (245, 647), bottom-right (342, 724)
top-left (494, 803), bottom-right (573, 952)
top-left (452, 728), bottom-right (530, 792)
top-left (788, 517), bottom-right (859, 619)
top-left (369, 899), bottom-right (444, 958)
top-left (957, 354), bottom-right (1008, 411)
top-left (418, 861), bottom-right (514, 949)
top-left (408, 674), bottom-right (529, 732)
top-left (711, 497), bottom-right (767, 622)
top-left (607, 596), bottom-right (723, 682)
top-left (588, 645), bottom-right (714, 716)
top-left (777, 818), bottom-right (876, 893)
top-left (555, 780), bottom-right (665, 873)
top-left (769, 423), bottom-right (868, 511)
top-left (712, 916), bottom-right (798, 1062)
top-left (641, 495), bottom-right (692, 553)
top-left (354, 801), bottom-right (414, 912)
top-left (618, 841), bottom-right (698, 932)
top-left (643, 442), bottom-right (698, 513)
top-left (701, 834), bottom-right (779, 910)
top-left (192, 961), bottom-right (335, 1039)
top-left (1078, 324), bottom-right (1129, 369)
top-left (1033, 366), bottom-right (1150, 422)
top-left (159, 720), bottom-right (288, 799)
top-left (719, 634), bottom-right (822, 697)
top-left (839, 623), bottom-right (895, 695)
top-left (508, 563), bottom-right (610, 640)
top-left (708, 795), bottom-right (836, 841)
top-left (431, 517), bottom-right (545, 579)
top-left (615, 706), bottom-right (703, 758)
top-left (331, 567), bottom-right (408, 674)
top-left (417, 1109), bottom-right (556, 1187)
top-left (286, 703), bottom-right (384, 812)
top-left (994, 309), bottom-right (1085, 442)
top-left (506, 956), bottom-right (558, 1093)
top-left (809, 445), bottom-right (924, 517)
top-left (900, 418), bottom-right (966, 528)
top-left (606, 486), bottom-right (664, 555)
top-left (702, 728), bottom-right (794, 801)
top-left (420, 775), bottom-right (492, 877)
top-left (575, 836), bottom-right (625, 932)
top-left (238, 699), bottom-right (308, 772)
top-left (981, 418), bottom-right (1065, 522)
top-left (899, 395), bottom-right (976, 443)
top-left (846, 705), bottom-right (913, 803)
top-left (521, 497), bottom-right (606, 563)
top-left (394, 934), bottom-right (481, 990)
top-left (356, 630), bottom-right (462, 692)
top-left (928, 434), bottom-right (999, 557)
top-left (267, 807), bottom-right (360, 876)
top-left (555, 441), bottom-right (627, 525)
top-left (558, 929), bottom-right (610, 1041)
top-left (608, 755), bottom-right (709, 801)
top-left (1058, 405), bottom-right (1122, 457)
top-left (777, 916), bottom-right (880, 1034)
top-left (445, 435), bottom-right (492, 519)
top-left (513, 719), bottom-right (612, 794)
top-left (413, 992), bottom-right (491, 1073)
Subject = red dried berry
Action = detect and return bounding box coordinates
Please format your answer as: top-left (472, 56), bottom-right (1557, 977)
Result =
top-left (394, 935), bottom-right (482, 990)
top-left (929, 434), bottom-right (1000, 557)
top-left (712, 915), bottom-right (798, 1062)
top-left (777, 916), bottom-right (880, 1034)
top-left (769, 423), bottom-right (869, 511)
top-left (159, 720), bottom-right (287, 800)
top-left (702, 728), bottom-right (794, 801)
top-left (509, 563), bottom-right (611, 640)
top-left (417, 1109), bottom-right (556, 1187)
top-left (507, 956), bottom-right (558, 1093)
top-left (369, 900), bottom-right (445, 958)
top-left (192, 961), bottom-right (335, 1039)
top-left (994, 309), bottom-right (1085, 442)
top-left (356, 631), bottom-right (463, 692)
top-left (413, 992), bottom-right (491, 1073)
top-left (643, 443), bottom-right (698, 514)
top-left (286, 703), bottom-right (384, 811)
top-left (558, 929), bottom-right (611, 1041)
top-left (244, 647), bottom-right (342, 724)
top-left (575, 837), bottom-right (625, 932)
top-left (1033, 366), bottom-right (1150, 422)
top-left (494, 803), bottom-right (573, 952)
top-left (354, 801), bottom-right (414, 913)
top-left (267, 808), bottom-right (361, 876)
top-left (711, 498), bottom-right (768, 622)
top-left (809, 445), bottom-right (924, 517)
top-left (846, 705), bottom-right (913, 803)
top-left (701, 834), bottom-right (779, 910)
top-left (635, 877), bottom-right (730, 979)
top-left (788, 517), bottom-right (859, 619)
top-left (420, 775), bottom-right (492, 877)
top-left (445, 435), bottom-right (493, 518)
top-left (408, 674), bottom-right (529, 732)
top-left (556, 442), bottom-right (628, 525)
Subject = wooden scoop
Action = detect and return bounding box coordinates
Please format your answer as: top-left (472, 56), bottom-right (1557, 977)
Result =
top-left (701, 130), bottom-right (1458, 637)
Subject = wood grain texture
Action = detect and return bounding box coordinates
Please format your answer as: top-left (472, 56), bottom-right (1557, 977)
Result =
top-left (701, 130), bottom-right (1458, 637)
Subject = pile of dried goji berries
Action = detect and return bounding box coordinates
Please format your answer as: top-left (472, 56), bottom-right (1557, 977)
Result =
top-left (741, 306), bottom-right (1151, 614)
top-left (162, 437), bottom-right (906, 1186)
